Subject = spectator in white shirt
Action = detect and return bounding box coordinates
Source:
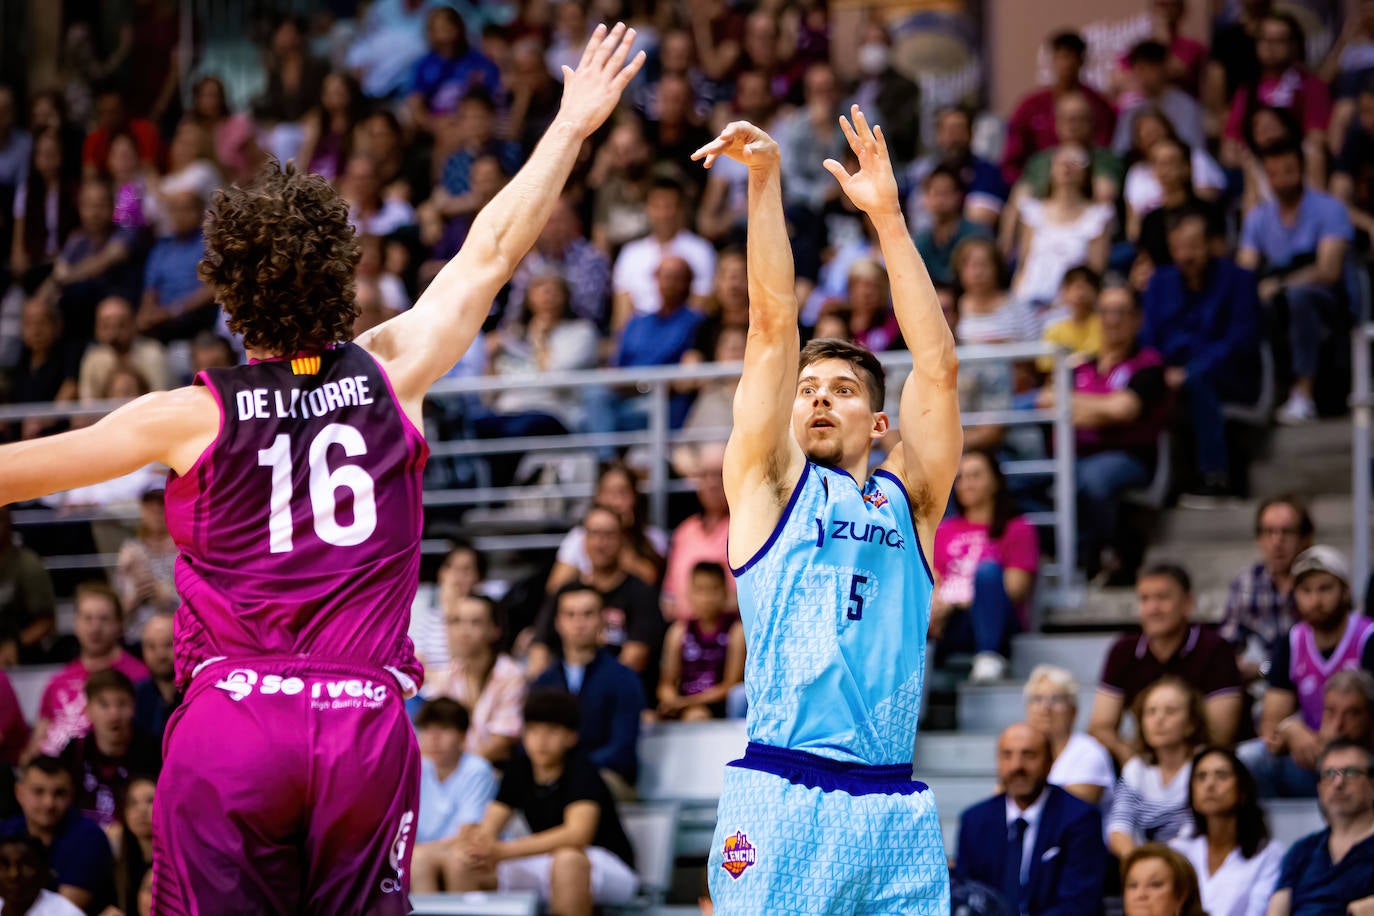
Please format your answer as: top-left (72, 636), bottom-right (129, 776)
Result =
top-left (1169, 746), bottom-right (1285, 916)
top-left (0, 831), bottom-right (84, 916)
top-left (1023, 664), bottom-right (1116, 808)
top-left (610, 175), bottom-right (714, 327)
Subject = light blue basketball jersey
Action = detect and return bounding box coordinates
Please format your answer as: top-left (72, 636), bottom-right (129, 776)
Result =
top-left (732, 462), bottom-right (932, 766)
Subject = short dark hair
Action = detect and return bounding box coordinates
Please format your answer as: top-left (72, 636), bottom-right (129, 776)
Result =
top-left (20, 756), bottom-right (69, 780)
top-left (1257, 137), bottom-right (1305, 169)
top-left (691, 561), bottom-right (727, 584)
top-left (923, 163), bottom-right (967, 195)
top-left (1261, 12), bottom-right (1304, 51)
top-left (459, 87), bottom-right (496, 114)
top-left (444, 539), bottom-right (489, 580)
top-left (75, 581), bottom-right (124, 621)
top-left (1050, 31), bottom-right (1087, 56)
top-left (935, 106), bottom-right (973, 131)
top-left (0, 831), bottom-right (48, 865)
top-left (554, 582), bottom-right (603, 614)
top-left (200, 158), bottom-right (360, 355)
top-left (1163, 204), bottom-right (1214, 239)
top-left (1255, 493), bottom-right (1315, 537)
top-left (1138, 562), bottom-right (1192, 593)
top-left (524, 688), bottom-right (581, 731)
top-left (1100, 280), bottom-right (1142, 312)
top-left (415, 697), bottom-right (471, 733)
top-left (649, 175), bottom-right (685, 200)
top-left (1060, 264), bottom-right (1102, 292)
top-left (1318, 737), bottom-right (1374, 773)
top-left (1128, 40), bottom-right (1170, 67)
top-left (798, 337), bottom-right (887, 412)
top-left (85, 668), bottom-right (135, 702)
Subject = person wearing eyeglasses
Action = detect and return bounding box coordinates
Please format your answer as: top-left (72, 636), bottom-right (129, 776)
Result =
top-left (1266, 739), bottom-right (1374, 916)
top-left (1023, 664), bottom-right (1115, 809)
top-left (1220, 496), bottom-right (1314, 683)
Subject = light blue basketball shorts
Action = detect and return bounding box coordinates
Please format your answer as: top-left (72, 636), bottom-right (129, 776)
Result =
top-left (707, 742), bottom-right (949, 916)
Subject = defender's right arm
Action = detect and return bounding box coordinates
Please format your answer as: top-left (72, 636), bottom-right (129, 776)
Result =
top-left (692, 123), bottom-right (805, 567)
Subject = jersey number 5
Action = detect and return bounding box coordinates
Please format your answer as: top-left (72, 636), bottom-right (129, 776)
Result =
top-left (847, 574), bottom-right (868, 621)
top-left (257, 423), bottom-right (378, 553)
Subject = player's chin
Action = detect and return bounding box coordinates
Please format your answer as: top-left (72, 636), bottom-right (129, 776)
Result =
top-left (802, 441), bottom-right (844, 466)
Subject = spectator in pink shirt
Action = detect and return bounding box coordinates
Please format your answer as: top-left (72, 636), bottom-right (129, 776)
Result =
top-left (422, 594), bottom-right (525, 766)
top-left (0, 670), bottom-right (31, 767)
top-left (932, 449), bottom-right (1040, 684)
top-left (1223, 13), bottom-right (1330, 188)
top-left (662, 444), bottom-right (733, 621)
top-left (27, 583), bottom-right (148, 759)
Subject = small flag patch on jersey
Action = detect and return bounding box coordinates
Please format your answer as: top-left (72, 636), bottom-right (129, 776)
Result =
top-left (862, 482), bottom-right (888, 509)
top-left (720, 831), bottom-right (757, 879)
top-left (291, 356), bottom-right (321, 376)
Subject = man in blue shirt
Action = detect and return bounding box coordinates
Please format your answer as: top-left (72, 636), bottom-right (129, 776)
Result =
top-left (139, 189), bottom-right (216, 345)
top-left (533, 584), bottom-right (643, 797)
top-left (601, 255), bottom-right (705, 432)
top-left (1238, 139), bottom-right (1354, 425)
top-left (410, 697), bottom-right (498, 893)
top-left (0, 757), bottom-right (114, 913)
top-left (1268, 740), bottom-right (1374, 915)
top-left (1142, 208), bottom-right (1260, 498)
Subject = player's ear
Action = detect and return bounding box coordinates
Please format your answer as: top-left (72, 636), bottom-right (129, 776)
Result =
top-left (870, 411), bottom-right (890, 440)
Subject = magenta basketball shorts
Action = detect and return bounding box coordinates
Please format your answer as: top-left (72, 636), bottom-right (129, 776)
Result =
top-left (151, 656), bottom-right (421, 916)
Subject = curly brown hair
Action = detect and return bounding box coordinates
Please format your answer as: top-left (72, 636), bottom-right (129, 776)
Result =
top-left (199, 158), bottom-right (360, 355)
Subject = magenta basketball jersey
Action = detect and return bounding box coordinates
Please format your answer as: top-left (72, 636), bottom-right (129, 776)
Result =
top-left (164, 343), bottom-right (429, 692)
top-left (1290, 615), bottom-right (1374, 729)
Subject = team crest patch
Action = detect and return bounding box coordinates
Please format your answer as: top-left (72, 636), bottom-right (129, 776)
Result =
top-left (720, 831), bottom-right (758, 879)
top-left (290, 356), bottom-right (321, 375)
top-left (862, 483), bottom-right (888, 509)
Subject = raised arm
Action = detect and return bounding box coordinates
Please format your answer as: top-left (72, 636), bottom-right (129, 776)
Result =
top-left (692, 122), bottom-right (805, 567)
top-left (823, 106), bottom-right (961, 552)
top-left (357, 23), bottom-right (645, 410)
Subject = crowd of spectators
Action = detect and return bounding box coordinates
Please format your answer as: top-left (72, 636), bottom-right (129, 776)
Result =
top-left (0, 0), bottom-right (1371, 913)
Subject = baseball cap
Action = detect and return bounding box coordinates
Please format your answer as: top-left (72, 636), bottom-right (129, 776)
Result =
top-left (1291, 545), bottom-right (1351, 587)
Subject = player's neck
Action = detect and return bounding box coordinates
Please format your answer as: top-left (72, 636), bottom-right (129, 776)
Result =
top-left (245, 346), bottom-right (282, 362)
top-left (563, 644), bottom-right (597, 667)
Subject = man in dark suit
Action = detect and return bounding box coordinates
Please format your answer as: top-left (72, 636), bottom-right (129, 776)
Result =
top-left (955, 723), bottom-right (1107, 916)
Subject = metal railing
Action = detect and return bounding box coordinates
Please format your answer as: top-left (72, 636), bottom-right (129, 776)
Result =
top-left (3, 342), bottom-right (1080, 591)
top-left (1352, 324), bottom-right (1374, 597)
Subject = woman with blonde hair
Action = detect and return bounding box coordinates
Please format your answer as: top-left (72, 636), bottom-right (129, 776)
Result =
top-left (1123, 843), bottom-right (1208, 916)
top-left (1023, 664), bottom-right (1116, 806)
top-left (1109, 675), bottom-right (1208, 858)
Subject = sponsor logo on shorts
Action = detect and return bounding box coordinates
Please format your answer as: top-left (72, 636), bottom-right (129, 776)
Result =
top-left (213, 668), bottom-right (385, 710)
top-left (381, 810), bottom-right (415, 894)
top-left (720, 831), bottom-right (757, 879)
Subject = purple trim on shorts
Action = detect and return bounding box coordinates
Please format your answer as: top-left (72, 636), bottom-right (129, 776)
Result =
top-left (872, 469), bottom-right (934, 585)
top-left (729, 742), bottom-right (927, 796)
top-left (729, 462), bottom-right (811, 577)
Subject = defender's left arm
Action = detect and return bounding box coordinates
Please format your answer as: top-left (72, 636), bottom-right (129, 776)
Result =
top-left (824, 107), bottom-right (961, 558)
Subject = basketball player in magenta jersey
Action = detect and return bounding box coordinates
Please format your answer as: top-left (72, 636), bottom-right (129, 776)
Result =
top-left (692, 108), bottom-right (961, 913)
top-left (0, 25), bottom-right (643, 915)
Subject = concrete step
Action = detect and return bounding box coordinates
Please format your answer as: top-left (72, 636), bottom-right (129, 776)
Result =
top-left (1043, 585), bottom-right (1226, 629)
top-left (956, 681), bottom-right (1096, 734)
top-left (1154, 494), bottom-right (1359, 547)
top-left (1010, 633), bottom-right (1116, 683)
top-left (1248, 419), bottom-right (1353, 498)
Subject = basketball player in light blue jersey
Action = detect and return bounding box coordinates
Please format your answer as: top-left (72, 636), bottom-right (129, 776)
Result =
top-left (691, 107), bottom-right (961, 914)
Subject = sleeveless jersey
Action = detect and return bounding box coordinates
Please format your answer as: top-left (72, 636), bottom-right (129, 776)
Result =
top-left (1290, 615), bottom-right (1374, 729)
top-left (680, 619), bottom-right (732, 697)
top-left (733, 462), bottom-right (932, 766)
top-left (164, 343), bottom-right (429, 692)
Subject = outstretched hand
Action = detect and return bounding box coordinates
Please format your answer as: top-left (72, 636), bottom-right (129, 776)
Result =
top-left (823, 105), bottom-right (900, 217)
top-left (557, 23), bottom-right (647, 139)
top-left (691, 120), bottom-right (780, 170)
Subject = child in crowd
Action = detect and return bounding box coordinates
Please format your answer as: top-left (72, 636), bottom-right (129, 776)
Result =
top-left (448, 689), bottom-right (639, 914)
top-left (410, 698), bottom-right (498, 893)
top-left (57, 669), bottom-right (160, 828)
top-left (657, 562), bottom-right (745, 720)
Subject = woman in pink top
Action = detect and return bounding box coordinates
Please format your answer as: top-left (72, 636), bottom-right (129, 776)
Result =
top-left (423, 594), bottom-right (524, 765)
top-left (932, 448), bottom-right (1039, 683)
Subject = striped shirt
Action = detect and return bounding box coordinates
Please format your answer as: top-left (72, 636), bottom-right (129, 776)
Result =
top-left (1108, 757), bottom-right (1194, 845)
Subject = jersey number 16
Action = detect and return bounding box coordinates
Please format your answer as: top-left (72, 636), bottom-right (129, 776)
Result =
top-left (257, 423), bottom-right (378, 553)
